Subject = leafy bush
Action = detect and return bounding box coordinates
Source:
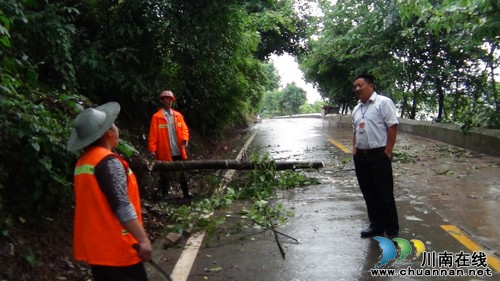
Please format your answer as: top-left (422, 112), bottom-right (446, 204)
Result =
top-left (0, 0), bottom-right (84, 219)
top-left (458, 103), bottom-right (500, 132)
top-left (0, 89), bottom-right (81, 216)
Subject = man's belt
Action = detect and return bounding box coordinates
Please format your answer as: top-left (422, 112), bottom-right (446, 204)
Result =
top-left (356, 147), bottom-right (385, 155)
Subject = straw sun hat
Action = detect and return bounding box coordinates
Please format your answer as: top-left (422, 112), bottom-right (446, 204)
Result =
top-left (66, 102), bottom-right (120, 151)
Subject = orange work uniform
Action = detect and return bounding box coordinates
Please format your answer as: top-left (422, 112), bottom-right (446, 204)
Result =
top-left (148, 109), bottom-right (189, 161)
top-left (73, 146), bottom-right (142, 266)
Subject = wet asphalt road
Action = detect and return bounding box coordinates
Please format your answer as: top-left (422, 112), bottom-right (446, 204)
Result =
top-left (153, 117), bottom-right (499, 281)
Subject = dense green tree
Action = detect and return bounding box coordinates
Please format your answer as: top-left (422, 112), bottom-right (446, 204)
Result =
top-left (262, 63), bottom-right (281, 92)
top-left (300, 0), bottom-right (499, 128)
top-left (258, 63), bottom-right (282, 118)
top-left (0, 0), bottom-right (82, 217)
top-left (244, 0), bottom-right (316, 60)
top-left (260, 90), bottom-right (284, 117)
top-left (280, 82), bottom-right (307, 115)
top-left (300, 100), bottom-right (324, 114)
top-left (398, 0), bottom-right (500, 127)
top-left (0, 0), bottom-right (309, 217)
top-left (300, 0), bottom-right (404, 113)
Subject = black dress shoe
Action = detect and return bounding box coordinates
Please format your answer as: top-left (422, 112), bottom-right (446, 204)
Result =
top-left (360, 227), bottom-right (384, 238)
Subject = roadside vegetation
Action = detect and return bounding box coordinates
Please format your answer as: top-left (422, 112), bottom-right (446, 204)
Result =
top-left (0, 0), bottom-right (499, 279)
top-left (300, 0), bottom-right (500, 130)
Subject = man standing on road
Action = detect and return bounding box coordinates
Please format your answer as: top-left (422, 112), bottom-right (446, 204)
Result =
top-left (148, 90), bottom-right (192, 199)
top-left (351, 74), bottom-right (399, 238)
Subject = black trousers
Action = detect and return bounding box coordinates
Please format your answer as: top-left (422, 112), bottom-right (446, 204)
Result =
top-left (353, 148), bottom-right (399, 236)
top-left (160, 155), bottom-right (189, 198)
top-left (91, 262), bottom-right (148, 281)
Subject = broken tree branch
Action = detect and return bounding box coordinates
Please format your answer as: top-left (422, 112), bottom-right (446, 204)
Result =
top-left (249, 219), bottom-right (301, 244)
top-left (151, 160), bottom-right (324, 172)
top-left (269, 221), bottom-right (285, 259)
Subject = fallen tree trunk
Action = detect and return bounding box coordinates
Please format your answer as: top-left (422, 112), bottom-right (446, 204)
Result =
top-left (150, 160), bottom-right (324, 172)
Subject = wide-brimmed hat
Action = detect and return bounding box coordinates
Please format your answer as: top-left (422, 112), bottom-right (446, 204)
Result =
top-left (66, 102), bottom-right (120, 151)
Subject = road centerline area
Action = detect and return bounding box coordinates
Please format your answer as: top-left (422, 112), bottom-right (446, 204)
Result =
top-left (328, 137), bottom-right (351, 153)
top-left (441, 224), bottom-right (500, 272)
top-left (320, 131), bottom-right (351, 153)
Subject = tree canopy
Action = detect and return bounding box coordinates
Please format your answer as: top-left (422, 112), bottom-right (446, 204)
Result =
top-left (300, 0), bottom-right (499, 129)
top-left (0, 0), bottom-right (310, 217)
top-left (260, 82), bottom-right (314, 117)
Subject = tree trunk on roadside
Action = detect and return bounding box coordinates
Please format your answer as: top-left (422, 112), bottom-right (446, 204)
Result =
top-left (436, 77), bottom-right (445, 122)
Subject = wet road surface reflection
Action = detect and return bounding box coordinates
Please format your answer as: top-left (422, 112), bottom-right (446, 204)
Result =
top-left (179, 117), bottom-right (499, 281)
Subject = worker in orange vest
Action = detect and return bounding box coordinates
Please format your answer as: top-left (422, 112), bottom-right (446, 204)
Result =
top-left (67, 102), bottom-right (152, 281)
top-left (148, 90), bottom-right (192, 199)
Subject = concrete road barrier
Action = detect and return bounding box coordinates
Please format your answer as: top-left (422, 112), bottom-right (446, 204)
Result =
top-left (325, 114), bottom-right (500, 157)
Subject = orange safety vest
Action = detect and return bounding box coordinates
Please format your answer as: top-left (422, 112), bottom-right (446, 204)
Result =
top-left (73, 146), bottom-right (142, 266)
top-left (148, 108), bottom-right (190, 161)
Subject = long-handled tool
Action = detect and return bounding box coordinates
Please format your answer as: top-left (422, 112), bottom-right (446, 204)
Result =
top-left (133, 244), bottom-right (173, 281)
top-left (147, 259), bottom-right (173, 281)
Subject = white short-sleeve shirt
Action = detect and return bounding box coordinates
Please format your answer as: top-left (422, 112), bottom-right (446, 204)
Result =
top-left (162, 109), bottom-right (181, 156)
top-left (351, 92), bottom-right (398, 149)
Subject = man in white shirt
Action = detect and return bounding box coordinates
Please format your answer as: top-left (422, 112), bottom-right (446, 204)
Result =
top-left (351, 74), bottom-right (399, 238)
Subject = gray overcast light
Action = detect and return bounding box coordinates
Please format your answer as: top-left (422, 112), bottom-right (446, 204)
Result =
top-left (271, 53), bottom-right (321, 103)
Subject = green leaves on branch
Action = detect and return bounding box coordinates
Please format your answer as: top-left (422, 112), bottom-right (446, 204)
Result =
top-left (159, 154), bottom-right (318, 238)
top-left (0, 89), bottom-right (83, 215)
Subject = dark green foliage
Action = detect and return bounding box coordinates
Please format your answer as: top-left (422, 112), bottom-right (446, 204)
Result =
top-left (0, 90), bottom-right (79, 215)
top-left (70, 0), bottom-right (166, 122)
top-left (157, 1), bottom-right (263, 135)
top-left (279, 82), bottom-right (307, 115)
top-left (300, 0), bottom-right (500, 128)
top-left (8, 1), bottom-right (79, 89)
top-left (244, 0), bottom-right (310, 60)
top-left (1, 2), bottom-right (87, 218)
top-left (0, 0), bottom-right (308, 221)
top-left (0, 0), bottom-right (310, 278)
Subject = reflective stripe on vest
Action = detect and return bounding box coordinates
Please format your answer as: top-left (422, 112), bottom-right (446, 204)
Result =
top-left (74, 164), bottom-right (94, 176)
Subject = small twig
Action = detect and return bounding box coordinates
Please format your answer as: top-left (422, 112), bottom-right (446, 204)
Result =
top-left (249, 218), bottom-right (300, 244)
top-left (269, 219), bottom-right (286, 259)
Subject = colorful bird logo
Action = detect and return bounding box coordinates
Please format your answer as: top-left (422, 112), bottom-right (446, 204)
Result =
top-left (392, 238), bottom-right (412, 263)
top-left (411, 239), bottom-right (426, 259)
top-left (373, 237), bottom-right (426, 268)
top-left (373, 236), bottom-right (397, 268)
